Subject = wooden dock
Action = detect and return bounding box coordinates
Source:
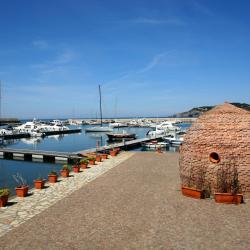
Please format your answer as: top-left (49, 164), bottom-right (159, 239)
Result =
top-left (0, 136), bottom-right (163, 163)
top-left (0, 128), bottom-right (82, 140)
top-left (75, 136), bottom-right (163, 155)
top-left (0, 148), bottom-right (81, 164)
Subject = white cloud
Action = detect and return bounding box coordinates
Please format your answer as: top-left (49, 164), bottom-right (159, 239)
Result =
top-left (137, 51), bottom-right (174, 73)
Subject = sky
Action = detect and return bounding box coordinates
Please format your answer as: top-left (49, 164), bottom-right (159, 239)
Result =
top-left (0, 0), bottom-right (250, 119)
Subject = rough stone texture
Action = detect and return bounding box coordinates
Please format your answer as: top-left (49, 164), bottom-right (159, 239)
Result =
top-left (0, 152), bottom-right (249, 250)
top-left (179, 103), bottom-right (250, 196)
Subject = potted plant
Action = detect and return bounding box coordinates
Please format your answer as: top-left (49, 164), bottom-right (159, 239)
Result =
top-left (72, 164), bottom-right (80, 173)
top-left (95, 154), bottom-right (102, 162)
top-left (0, 188), bottom-right (10, 207)
top-left (34, 176), bottom-right (46, 189)
top-left (109, 149), bottom-right (117, 157)
top-left (215, 164), bottom-right (243, 204)
top-left (61, 165), bottom-right (70, 177)
top-left (48, 170), bottom-right (58, 183)
top-left (88, 157), bottom-right (96, 165)
top-left (114, 147), bottom-right (121, 153)
top-left (13, 173), bottom-right (29, 197)
top-left (181, 167), bottom-right (206, 199)
top-left (101, 153), bottom-right (108, 159)
top-left (80, 159), bottom-right (89, 169)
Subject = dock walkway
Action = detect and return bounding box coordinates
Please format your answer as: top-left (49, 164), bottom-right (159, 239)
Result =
top-left (0, 152), bottom-right (249, 250)
top-left (0, 136), bottom-right (162, 162)
top-left (0, 148), bottom-right (81, 163)
top-left (75, 135), bottom-right (162, 155)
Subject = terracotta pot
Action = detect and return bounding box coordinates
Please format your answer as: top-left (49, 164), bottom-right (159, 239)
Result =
top-left (0, 195), bottom-right (9, 207)
top-left (157, 148), bottom-right (162, 153)
top-left (101, 154), bottom-right (108, 159)
top-left (181, 186), bottom-right (205, 199)
top-left (73, 165), bottom-right (80, 173)
top-left (48, 174), bottom-right (57, 183)
top-left (81, 163), bottom-right (88, 169)
top-left (15, 186), bottom-right (29, 197)
top-left (96, 155), bottom-right (102, 162)
top-left (61, 169), bottom-right (69, 177)
top-left (109, 150), bottom-right (117, 157)
top-left (89, 159), bottom-right (95, 165)
top-left (214, 193), bottom-right (243, 204)
top-left (34, 179), bottom-right (45, 189)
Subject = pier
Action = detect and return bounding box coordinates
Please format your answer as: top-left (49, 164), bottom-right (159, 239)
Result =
top-left (0, 128), bottom-right (82, 140)
top-left (0, 148), bottom-right (81, 163)
top-left (75, 135), bottom-right (164, 155)
top-left (0, 136), bottom-right (163, 163)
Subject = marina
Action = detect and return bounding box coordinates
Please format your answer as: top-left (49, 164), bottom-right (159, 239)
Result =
top-left (0, 121), bottom-right (190, 194)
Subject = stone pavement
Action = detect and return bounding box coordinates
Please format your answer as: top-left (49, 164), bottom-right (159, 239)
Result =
top-left (0, 152), bottom-right (134, 238)
top-left (0, 152), bottom-right (250, 250)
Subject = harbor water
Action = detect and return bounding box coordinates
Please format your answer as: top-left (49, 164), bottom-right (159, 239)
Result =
top-left (0, 123), bottom-right (191, 195)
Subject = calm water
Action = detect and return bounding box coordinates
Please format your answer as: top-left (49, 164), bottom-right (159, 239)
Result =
top-left (0, 123), bottom-right (191, 195)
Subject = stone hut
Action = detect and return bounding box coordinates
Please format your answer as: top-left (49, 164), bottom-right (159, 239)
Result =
top-left (179, 103), bottom-right (250, 197)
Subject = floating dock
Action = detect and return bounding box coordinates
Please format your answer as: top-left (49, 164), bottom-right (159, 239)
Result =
top-left (0, 128), bottom-right (82, 140)
top-left (0, 136), bottom-right (163, 163)
top-left (0, 148), bottom-right (81, 164)
top-left (75, 136), bottom-right (164, 155)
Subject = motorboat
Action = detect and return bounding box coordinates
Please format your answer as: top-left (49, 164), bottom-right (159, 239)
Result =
top-left (163, 134), bottom-right (184, 145)
top-left (14, 119), bottom-right (69, 136)
top-left (155, 121), bottom-right (180, 132)
top-left (0, 128), bottom-right (13, 136)
top-left (106, 131), bottom-right (136, 141)
top-left (147, 121), bottom-right (181, 137)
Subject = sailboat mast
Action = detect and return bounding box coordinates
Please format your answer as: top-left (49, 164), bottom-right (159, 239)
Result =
top-left (99, 84), bottom-right (103, 127)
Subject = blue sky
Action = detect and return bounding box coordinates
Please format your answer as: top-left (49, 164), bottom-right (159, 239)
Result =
top-left (0, 0), bottom-right (249, 118)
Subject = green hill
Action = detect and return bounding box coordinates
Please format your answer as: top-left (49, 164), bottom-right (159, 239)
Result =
top-left (174, 103), bottom-right (250, 118)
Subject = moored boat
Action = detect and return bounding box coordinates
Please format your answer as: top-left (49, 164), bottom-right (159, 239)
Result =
top-left (106, 131), bottom-right (136, 141)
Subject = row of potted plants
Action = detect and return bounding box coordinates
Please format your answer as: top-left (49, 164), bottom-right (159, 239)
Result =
top-left (0, 148), bottom-right (121, 207)
top-left (181, 164), bottom-right (244, 205)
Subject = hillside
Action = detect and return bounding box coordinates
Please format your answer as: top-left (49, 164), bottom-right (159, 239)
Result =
top-left (174, 103), bottom-right (250, 118)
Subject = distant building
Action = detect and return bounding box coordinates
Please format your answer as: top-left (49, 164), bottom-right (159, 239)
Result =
top-left (179, 103), bottom-right (250, 197)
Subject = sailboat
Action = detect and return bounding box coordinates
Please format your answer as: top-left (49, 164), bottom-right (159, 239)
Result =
top-left (85, 85), bottom-right (113, 132)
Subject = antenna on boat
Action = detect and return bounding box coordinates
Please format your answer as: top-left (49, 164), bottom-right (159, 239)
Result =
top-left (99, 84), bottom-right (103, 127)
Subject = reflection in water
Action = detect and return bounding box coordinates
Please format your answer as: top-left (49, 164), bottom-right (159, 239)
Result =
top-left (21, 138), bottom-right (41, 145)
top-left (47, 134), bottom-right (64, 141)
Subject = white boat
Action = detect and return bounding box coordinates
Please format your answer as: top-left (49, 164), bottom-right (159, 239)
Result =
top-left (147, 121), bottom-right (181, 137)
top-left (0, 128), bottom-right (13, 136)
top-left (50, 120), bottom-right (64, 126)
top-left (163, 134), bottom-right (184, 145)
top-left (14, 119), bottom-right (69, 136)
top-left (155, 121), bottom-right (180, 132)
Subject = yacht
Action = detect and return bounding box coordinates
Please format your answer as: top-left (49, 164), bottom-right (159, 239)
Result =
top-left (163, 133), bottom-right (184, 145)
top-left (155, 121), bottom-right (180, 132)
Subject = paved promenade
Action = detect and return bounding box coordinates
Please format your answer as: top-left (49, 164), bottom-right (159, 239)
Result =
top-left (0, 152), bottom-right (250, 250)
top-left (0, 152), bottom-right (134, 237)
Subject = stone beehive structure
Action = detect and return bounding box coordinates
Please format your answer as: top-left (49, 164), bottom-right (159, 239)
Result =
top-left (179, 103), bottom-right (250, 197)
